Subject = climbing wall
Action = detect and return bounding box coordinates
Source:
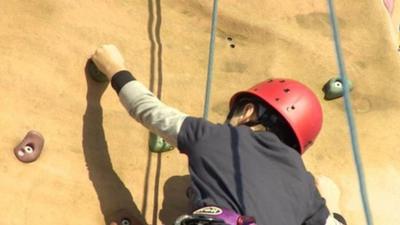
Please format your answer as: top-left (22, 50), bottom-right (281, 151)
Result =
top-left (0, 0), bottom-right (399, 224)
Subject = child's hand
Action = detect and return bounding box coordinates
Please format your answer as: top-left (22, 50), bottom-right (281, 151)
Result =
top-left (91, 44), bottom-right (127, 80)
top-left (316, 176), bottom-right (342, 213)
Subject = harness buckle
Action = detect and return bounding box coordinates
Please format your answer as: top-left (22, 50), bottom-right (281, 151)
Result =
top-left (174, 206), bottom-right (256, 225)
top-left (174, 214), bottom-right (228, 225)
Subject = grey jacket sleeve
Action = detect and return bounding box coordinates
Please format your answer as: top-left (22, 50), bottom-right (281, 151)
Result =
top-left (111, 71), bottom-right (187, 147)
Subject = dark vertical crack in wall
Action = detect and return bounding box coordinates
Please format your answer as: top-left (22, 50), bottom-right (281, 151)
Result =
top-left (143, 1), bottom-right (164, 224)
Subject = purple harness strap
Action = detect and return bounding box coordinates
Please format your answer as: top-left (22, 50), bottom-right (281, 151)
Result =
top-left (192, 206), bottom-right (256, 225)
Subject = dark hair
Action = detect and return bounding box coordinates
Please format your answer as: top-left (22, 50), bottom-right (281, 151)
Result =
top-left (228, 95), bottom-right (300, 151)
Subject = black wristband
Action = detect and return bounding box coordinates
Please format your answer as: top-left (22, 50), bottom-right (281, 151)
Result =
top-left (111, 70), bottom-right (136, 94)
top-left (333, 213), bottom-right (347, 225)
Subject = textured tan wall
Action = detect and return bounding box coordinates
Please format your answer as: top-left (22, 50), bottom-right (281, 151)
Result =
top-left (0, 1), bottom-right (399, 224)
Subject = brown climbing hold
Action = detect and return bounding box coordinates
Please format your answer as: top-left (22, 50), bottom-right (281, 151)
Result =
top-left (14, 130), bottom-right (44, 163)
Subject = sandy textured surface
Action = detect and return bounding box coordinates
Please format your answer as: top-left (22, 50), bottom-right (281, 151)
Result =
top-left (0, 1), bottom-right (399, 224)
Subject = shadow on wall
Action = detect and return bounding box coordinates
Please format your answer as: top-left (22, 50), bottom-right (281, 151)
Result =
top-left (159, 175), bottom-right (192, 225)
top-left (82, 61), bottom-right (146, 225)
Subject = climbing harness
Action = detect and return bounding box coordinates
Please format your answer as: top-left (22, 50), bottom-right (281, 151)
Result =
top-left (174, 206), bottom-right (256, 225)
top-left (327, 0), bottom-right (374, 224)
top-left (174, 215), bottom-right (227, 225)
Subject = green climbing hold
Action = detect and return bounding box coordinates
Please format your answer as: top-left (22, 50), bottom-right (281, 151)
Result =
top-left (322, 77), bottom-right (353, 100)
top-left (148, 132), bottom-right (174, 153)
top-left (87, 59), bottom-right (109, 83)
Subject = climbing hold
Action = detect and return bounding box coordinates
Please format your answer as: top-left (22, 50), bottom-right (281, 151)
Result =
top-left (149, 132), bottom-right (174, 153)
top-left (322, 77), bottom-right (353, 100)
top-left (87, 59), bottom-right (109, 83)
top-left (109, 209), bottom-right (135, 225)
top-left (14, 130), bottom-right (44, 163)
top-left (120, 219), bottom-right (131, 225)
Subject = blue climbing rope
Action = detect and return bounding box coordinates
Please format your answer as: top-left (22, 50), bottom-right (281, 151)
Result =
top-left (327, 0), bottom-right (374, 224)
top-left (203, 0), bottom-right (219, 119)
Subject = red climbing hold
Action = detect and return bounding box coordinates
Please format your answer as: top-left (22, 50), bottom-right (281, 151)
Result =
top-left (14, 130), bottom-right (44, 163)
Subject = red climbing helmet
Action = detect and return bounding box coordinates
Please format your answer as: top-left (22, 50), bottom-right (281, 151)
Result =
top-left (230, 79), bottom-right (323, 154)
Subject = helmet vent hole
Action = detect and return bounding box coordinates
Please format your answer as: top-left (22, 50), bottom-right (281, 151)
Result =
top-left (284, 88), bottom-right (290, 93)
top-left (267, 79), bottom-right (273, 83)
top-left (286, 105), bottom-right (296, 111)
top-left (280, 80), bottom-right (286, 83)
top-left (275, 98), bottom-right (280, 101)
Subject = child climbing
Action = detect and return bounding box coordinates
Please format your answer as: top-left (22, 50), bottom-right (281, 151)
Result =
top-left (91, 44), bottom-right (347, 225)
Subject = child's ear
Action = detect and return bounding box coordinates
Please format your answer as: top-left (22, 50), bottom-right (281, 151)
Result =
top-left (242, 103), bottom-right (256, 121)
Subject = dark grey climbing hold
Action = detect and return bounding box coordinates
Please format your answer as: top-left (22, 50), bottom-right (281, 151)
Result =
top-left (322, 77), bottom-right (353, 100)
top-left (14, 130), bottom-right (44, 163)
top-left (149, 132), bottom-right (174, 153)
top-left (87, 59), bottom-right (109, 83)
top-left (109, 209), bottom-right (134, 225)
